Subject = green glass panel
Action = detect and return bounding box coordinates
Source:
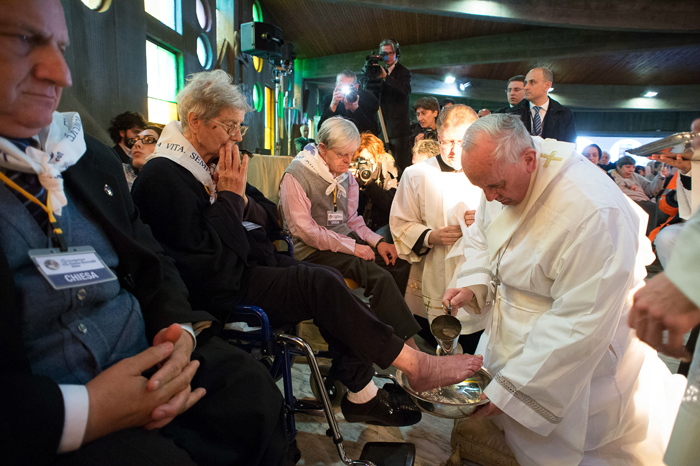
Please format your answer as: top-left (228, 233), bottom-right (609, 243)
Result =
top-left (252, 1), bottom-right (263, 22)
top-left (253, 83), bottom-right (263, 112)
top-left (146, 41), bottom-right (178, 103)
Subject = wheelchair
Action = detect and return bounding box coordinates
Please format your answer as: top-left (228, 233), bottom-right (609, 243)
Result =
top-left (222, 234), bottom-right (415, 466)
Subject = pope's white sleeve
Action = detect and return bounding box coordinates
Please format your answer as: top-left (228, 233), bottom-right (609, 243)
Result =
top-left (390, 172), bottom-right (430, 262)
top-left (485, 206), bottom-right (639, 436)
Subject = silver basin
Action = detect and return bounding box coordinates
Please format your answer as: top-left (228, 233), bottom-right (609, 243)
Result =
top-left (396, 368), bottom-right (492, 419)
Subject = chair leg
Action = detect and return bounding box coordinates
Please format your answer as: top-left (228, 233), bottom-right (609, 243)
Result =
top-left (278, 334), bottom-right (376, 466)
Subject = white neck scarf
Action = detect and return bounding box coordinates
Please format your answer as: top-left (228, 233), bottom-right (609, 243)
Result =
top-left (147, 121), bottom-right (217, 204)
top-left (0, 112), bottom-right (86, 215)
top-left (294, 144), bottom-right (348, 198)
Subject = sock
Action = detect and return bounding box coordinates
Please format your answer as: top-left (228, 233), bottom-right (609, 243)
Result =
top-left (346, 380), bottom-right (379, 404)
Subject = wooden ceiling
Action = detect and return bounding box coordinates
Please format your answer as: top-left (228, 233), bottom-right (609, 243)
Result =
top-left (414, 45), bottom-right (700, 87)
top-left (259, 0), bottom-right (700, 109)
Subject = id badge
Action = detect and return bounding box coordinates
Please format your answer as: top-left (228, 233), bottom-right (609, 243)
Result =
top-left (28, 246), bottom-right (118, 290)
top-left (327, 210), bottom-right (343, 226)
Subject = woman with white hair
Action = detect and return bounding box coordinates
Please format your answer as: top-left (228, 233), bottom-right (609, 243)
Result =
top-left (133, 72), bottom-right (484, 431)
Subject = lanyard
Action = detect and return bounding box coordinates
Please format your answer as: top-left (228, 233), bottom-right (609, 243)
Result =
top-left (0, 171), bottom-right (68, 252)
top-left (333, 186), bottom-right (338, 212)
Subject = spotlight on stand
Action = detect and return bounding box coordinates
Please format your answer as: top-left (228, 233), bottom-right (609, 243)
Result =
top-left (459, 82), bottom-right (471, 91)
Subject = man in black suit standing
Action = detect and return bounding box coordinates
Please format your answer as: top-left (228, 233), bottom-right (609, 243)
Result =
top-left (108, 111), bottom-right (146, 164)
top-left (378, 39), bottom-right (412, 173)
top-left (506, 68), bottom-right (577, 143)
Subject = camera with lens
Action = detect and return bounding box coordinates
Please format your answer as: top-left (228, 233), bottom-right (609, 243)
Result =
top-left (422, 128), bottom-right (438, 141)
top-left (349, 156), bottom-right (377, 183)
top-left (361, 51), bottom-right (389, 94)
top-left (340, 85), bottom-right (358, 104)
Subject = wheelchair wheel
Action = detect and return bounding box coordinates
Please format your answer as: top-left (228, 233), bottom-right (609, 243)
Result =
top-left (310, 363), bottom-right (347, 407)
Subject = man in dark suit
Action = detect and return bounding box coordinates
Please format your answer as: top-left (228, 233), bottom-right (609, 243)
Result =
top-left (506, 68), bottom-right (577, 143)
top-left (0, 1), bottom-right (287, 464)
top-left (108, 111), bottom-right (146, 164)
top-left (494, 75), bottom-right (526, 114)
top-left (378, 39), bottom-right (412, 173)
top-left (318, 70), bottom-right (379, 136)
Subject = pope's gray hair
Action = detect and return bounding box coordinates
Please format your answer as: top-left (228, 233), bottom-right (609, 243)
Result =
top-left (317, 117), bottom-right (361, 152)
top-left (177, 70), bottom-right (252, 133)
top-left (462, 114), bottom-right (534, 164)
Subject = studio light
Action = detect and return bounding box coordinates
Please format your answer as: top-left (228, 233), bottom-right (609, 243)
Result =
top-left (459, 82), bottom-right (471, 91)
top-left (445, 76), bottom-right (456, 84)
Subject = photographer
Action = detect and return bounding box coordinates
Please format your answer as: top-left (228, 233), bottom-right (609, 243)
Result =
top-left (352, 133), bottom-right (399, 242)
top-left (318, 70), bottom-right (379, 136)
top-left (408, 96), bottom-right (439, 153)
top-left (378, 39), bottom-right (412, 173)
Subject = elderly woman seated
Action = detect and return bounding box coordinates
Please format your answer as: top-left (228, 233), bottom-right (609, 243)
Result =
top-left (610, 155), bottom-right (668, 202)
top-left (131, 70), bottom-right (483, 429)
top-left (610, 155), bottom-right (669, 235)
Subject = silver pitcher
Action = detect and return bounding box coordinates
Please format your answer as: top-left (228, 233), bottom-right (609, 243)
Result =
top-left (431, 314), bottom-right (462, 356)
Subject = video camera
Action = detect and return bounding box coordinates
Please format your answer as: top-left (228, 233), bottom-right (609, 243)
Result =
top-left (362, 51), bottom-right (389, 94)
top-left (349, 155), bottom-right (377, 183)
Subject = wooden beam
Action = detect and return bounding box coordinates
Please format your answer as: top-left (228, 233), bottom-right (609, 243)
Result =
top-left (299, 29), bottom-right (700, 79)
top-left (314, 0), bottom-right (700, 33)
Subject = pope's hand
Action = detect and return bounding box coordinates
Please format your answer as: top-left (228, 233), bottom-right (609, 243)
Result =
top-left (354, 244), bottom-right (375, 261)
top-left (464, 210), bottom-right (476, 227)
top-left (470, 393), bottom-right (503, 419)
top-left (629, 272), bottom-right (700, 360)
top-left (429, 225), bottom-right (462, 246)
top-left (443, 287), bottom-right (474, 311)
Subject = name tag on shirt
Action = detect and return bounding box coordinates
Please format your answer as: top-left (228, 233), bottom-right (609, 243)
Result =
top-left (327, 211), bottom-right (343, 226)
top-left (28, 246), bottom-right (118, 290)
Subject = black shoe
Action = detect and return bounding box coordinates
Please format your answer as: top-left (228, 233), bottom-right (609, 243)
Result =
top-left (341, 387), bottom-right (422, 427)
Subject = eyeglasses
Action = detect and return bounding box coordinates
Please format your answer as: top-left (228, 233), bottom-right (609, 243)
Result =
top-left (439, 140), bottom-right (461, 150)
top-left (212, 119), bottom-right (248, 136)
top-left (127, 135), bottom-right (158, 147)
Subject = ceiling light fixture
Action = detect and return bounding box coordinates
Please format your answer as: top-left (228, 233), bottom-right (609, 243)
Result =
top-left (459, 82), bottom-right (471, 91)
top-left (445, 76), bottom-right (456, 84)
top-left (548, 87), bottom-right (554, 93)
top-left (644, 91), bottom-right (658, 98)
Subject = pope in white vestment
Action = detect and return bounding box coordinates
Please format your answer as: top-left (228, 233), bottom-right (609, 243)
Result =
top-left (446, 115), bottom-right (684, 466)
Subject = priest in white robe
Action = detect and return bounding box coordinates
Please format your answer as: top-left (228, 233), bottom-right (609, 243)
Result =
top-left (443, 114), bottom-right (685, 465)
top-left (390, 105), bottom-right (485, 350)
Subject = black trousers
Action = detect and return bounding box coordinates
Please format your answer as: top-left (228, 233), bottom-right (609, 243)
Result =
top-left (54, 338), bottom-right (287, 466)
top-left (303, 249), bottom-right (419, 342)
top-left (241, 254), bottom-right (405, 392)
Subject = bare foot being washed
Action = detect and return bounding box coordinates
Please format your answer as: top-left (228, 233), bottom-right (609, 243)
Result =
top-left (394, 346), bottom-right (483, 392)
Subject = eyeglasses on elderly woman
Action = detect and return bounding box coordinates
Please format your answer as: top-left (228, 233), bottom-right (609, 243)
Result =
top-left (211, 119), bottom-right (249, 137)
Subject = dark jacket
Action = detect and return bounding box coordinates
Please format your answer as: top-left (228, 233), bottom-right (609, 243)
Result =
top-left (318, 89), bottom-right (379, 136)
top-left (0, 136), bottom-right (212, 465)
top-left (112, 143), bottom-right (130, 164)
top-left (506, 97), bottom-right (577, 143)
top-left (132, 158), bottom-right (281, 324)
top-left (379, 62), bottom-right (411, 138)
